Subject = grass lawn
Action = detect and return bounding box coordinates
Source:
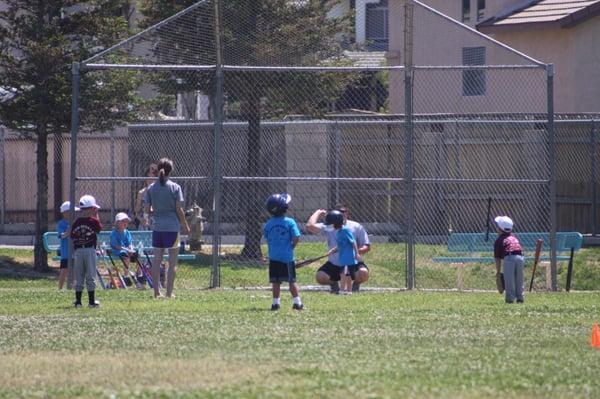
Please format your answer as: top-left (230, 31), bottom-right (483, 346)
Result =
top-left (2, 248), bottom-right (600, 398)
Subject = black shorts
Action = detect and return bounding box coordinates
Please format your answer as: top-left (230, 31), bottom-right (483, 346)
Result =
top-left (60, 259), bottom-right (69, 269)
top-left (343, 264), bottom-right (360, 280)
top-left (269, 260), bottom-right (296, 283)
top-left (318, 261), bottom-right (368, 281)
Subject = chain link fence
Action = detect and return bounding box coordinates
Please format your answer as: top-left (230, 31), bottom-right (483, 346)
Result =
top-left (3, 0), bottom-right (599, 290)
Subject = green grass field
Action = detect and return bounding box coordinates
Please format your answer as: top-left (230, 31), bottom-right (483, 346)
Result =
top-left (2, 248), bottom-right (600, 398)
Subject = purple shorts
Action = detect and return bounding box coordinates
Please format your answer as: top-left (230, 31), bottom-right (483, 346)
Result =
top-left (152, 231), bottom-right (180, 249)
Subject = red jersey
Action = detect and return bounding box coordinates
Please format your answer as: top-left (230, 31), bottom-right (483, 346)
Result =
top-left (494, 232), bottom-right (523, 259)
top-left (71, 216), bottom-right (102, 249)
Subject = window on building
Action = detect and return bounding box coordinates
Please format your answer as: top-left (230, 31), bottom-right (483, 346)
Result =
top-left (462, 0), bottom-right (470, 23)
top-left (477, 0), bottom-right (486, 21)
top-left (366, 0), bottom-right (388, 51)
top-left (462, 47), bottom-right (486, 96)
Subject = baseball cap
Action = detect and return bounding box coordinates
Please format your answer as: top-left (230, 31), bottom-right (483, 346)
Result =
top-left (79, 195), bottom-right (100, 209)
top-left (494, 216), bottom-right (514, 232)
top-left (59, 201), bottom-right (80, 213)
top-left (115, 212), bottom-right (131, 222)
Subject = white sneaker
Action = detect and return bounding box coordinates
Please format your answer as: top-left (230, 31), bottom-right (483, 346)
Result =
top-left (88, 301), bottom-right (100, 308)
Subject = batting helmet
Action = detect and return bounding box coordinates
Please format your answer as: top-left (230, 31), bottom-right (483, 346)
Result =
top-left (265, 193), bottom-right (292, 216)
top-left (324, 210), bottom-right (344, 226)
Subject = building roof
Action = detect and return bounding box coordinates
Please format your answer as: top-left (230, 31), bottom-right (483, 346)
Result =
top-left (478, 0), bottom-right (600, 32)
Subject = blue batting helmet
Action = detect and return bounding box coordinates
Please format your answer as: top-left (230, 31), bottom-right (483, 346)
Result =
top-left (324, 210), bottom-right (344, 226)
top-left (265, 193), bottom-right (292, 216)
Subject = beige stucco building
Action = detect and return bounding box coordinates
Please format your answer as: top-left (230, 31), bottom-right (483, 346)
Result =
top-left (386, 0), bottom-right (600, 114)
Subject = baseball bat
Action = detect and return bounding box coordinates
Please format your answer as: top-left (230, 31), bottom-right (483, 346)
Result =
top-left (484, 197), bottom-right (492, 242)
top-left (135, 252), bottom-right (154, 288)
top-left (106, 250), bottom-right (128, 289)
top-left (529, 239), bottom-right (543, 292)
top-left (295, 254), bottom-right (329, 269)
top-left (565, 247), bottom-right (575, 292)
top-left (143, 249), bottom-right (164, 289)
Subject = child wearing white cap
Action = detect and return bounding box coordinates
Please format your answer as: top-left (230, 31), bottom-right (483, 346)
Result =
top-left (71, 195), bottom-right (102, 308)
top-left (57, 201), bottom-right (79, 289)
top-left (110, 212), bottom-right (143, 288)
top-left (493, 216), bottom-right (525, 304)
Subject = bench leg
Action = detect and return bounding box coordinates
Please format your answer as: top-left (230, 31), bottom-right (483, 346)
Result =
top-left (456, 263), bottom-right (464, 291)
top-left (543, 262), bottom-right (552, 291)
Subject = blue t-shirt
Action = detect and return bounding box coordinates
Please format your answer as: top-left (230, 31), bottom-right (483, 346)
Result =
top-left (144, 180), bottom-right (184, 232)
top-left (336, 226), bottom-right (357, 267)
top-left (263, 216), bottom-right (301, 263)
top-left (110, 229), bottom-right (133, 256)
top-left (57, 219), bottom-right (70, 260)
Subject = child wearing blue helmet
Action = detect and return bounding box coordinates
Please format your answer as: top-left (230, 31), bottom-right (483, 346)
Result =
top-left (263, 193), bottom-right (303, 311)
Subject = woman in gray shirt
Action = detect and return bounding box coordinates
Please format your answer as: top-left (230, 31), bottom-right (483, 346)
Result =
top-left (144, 158), bottom-right (190, 298)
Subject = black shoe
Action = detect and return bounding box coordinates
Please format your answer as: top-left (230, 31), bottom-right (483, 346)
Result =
top-left (73, 302), bottom-right (82, 308)
top-left (352, 281), bottom-right (360, 292)
top-left (516, 299), bottom-right (524, 303)
top-left (292, 303), bottom-right (304, 311)
top-left (271, 304), bottom-right (280, 311)
top-left (329, 281), bottom-right (340, 294)
top-left (88, 301), bottom-right (100, 308)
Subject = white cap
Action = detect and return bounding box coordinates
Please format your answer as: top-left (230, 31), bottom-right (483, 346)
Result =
top-left (115, 212), bottom-right (131, 222)
top-left (494, 216), bottom-right (514, 232)
top-left (59, 201), bottom-right (80, 213)
top-left (79, 194), bottom-right (100, 209)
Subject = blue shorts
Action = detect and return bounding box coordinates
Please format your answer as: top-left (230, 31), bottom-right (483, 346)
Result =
top-left (152, 231), bottom-right (180, 249)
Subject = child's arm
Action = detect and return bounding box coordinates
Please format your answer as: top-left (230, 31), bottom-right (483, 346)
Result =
top-left (353, 241), bottom-right (359, 262)
top-left (327, 246), bottom-right (337, 256)
top-left (291, 237), bottom-right (299, 248)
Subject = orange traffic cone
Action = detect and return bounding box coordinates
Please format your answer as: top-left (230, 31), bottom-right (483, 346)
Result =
top-left (591, 323), bottom-right (600, 348)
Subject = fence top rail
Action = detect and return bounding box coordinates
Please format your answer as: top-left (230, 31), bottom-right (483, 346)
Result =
top-left (412, 65), bottom-right (544, 70)
top-left (83, 64), bottom-right (217, 71)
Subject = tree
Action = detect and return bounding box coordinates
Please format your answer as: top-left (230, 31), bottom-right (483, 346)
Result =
top-left (0, 1), bottom-right (138, 271)
top-left (140, 0), bottom-right (353, 258)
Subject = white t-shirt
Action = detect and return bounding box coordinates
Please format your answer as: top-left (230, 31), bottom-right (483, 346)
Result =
top-left (316, 220), bottom-right (370, 266)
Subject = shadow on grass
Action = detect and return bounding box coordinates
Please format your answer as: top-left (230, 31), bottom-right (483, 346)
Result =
top-left (0, 255), bottom-right (57, 281)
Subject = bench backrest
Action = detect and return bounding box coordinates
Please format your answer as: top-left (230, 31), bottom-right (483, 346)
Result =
top-left (43, 231), bottom-right (154, 253)
top-left (447, 232), bottom-right (583, 253)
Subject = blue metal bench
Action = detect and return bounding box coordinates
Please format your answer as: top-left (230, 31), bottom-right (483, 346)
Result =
top-left (433, 232), bottom-right (583, 264)
top-left (42, 231), bottom-right (196, 261)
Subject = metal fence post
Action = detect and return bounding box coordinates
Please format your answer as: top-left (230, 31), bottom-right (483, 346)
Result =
top-left (404, 0), bottom-right (415, 290)
top-left (211, 0), bottom-right (224, 288)
top-left (110, 128), bottom-right (116, 221)
top-left (592, 119), bottom-right (597, 236)
top-left (0, 126), bottom-right (5, 232)
top-left (67, 62), bottom-right (81, 290)
top-left (547, 64), bottom-right (557, 291)
top-left (334, 121), bottom-right (340, 205)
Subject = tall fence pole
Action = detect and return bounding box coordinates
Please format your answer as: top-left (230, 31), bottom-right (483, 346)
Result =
top-left (67, 62), bottom-right (81, 290)
top-left (110, 128), bottom-right (116, 220)
top-left (592, 119), bottom-right (597, 236)
top-left (0, 126), bottom-right (5, 232)
top-left (404, 0), bottom-right (415, 290)
top-left (211, 0), bottom-right (224, 288)
top-left (547, 64), bottom-right (557, 291)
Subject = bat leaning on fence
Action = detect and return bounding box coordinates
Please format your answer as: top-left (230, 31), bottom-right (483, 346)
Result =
top-left (106, 250), bottom-right (128, 289)
top-left (295, 254), bottom-right (329, 269)
top-left (529, 239), bottom-right (544, 292)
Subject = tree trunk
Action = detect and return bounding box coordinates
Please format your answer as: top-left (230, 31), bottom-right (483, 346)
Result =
top-left (34, 126), bottom-right (50, 272)
top-left (53, 132), bottom-right (63, 221)
top-left (240, 85), bottom-right (263, 259)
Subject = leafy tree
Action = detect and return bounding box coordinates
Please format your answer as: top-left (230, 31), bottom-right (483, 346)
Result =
top-left (140, 0), bottom-right (353, 258)
top-left (0, 1), bottom-right (138, 271)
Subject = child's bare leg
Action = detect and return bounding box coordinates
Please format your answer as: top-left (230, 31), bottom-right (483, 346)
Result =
top-left (166, 247), bottom-right (178, 297)
top-left (152, 248), bottom-right (165, 298)
top-left (272, 282), bottom-right (281, 299)
top-left (58, 269), bottom-right (67, 289)
top-left (289, 282), bottom-right (299, 297)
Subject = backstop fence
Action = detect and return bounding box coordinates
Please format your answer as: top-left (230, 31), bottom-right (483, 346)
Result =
top-left (55, 0), bottom-right (580, 290)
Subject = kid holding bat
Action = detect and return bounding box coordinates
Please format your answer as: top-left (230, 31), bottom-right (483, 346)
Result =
top-left (263, 193), bottom-right (303, 311)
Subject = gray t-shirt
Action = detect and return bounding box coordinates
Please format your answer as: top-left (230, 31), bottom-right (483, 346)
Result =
top-left (316, 220), bottom-right (370, 266)
top-left (144, 180), bottom-right (184, 232)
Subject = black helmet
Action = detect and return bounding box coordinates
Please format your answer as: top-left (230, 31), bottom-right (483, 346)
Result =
top-left (324, 210), bottom-right (344, 226)
top-left (265, 193), bottom-right (291, 216)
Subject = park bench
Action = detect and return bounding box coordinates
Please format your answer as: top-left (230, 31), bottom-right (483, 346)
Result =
top-left (42, 231), bottom-right (197, 262)
top-left (432, 232), bottom-right (583, 290)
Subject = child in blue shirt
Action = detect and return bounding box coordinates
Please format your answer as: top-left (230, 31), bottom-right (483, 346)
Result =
top-left (110, 212), bottom-right (142, 288)
top-left (263, 193), bottom-right (303, 311)
top-left (325, 210), bottom-right (359, 295)
top-left (57, 201), bottom-right (79, 289)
